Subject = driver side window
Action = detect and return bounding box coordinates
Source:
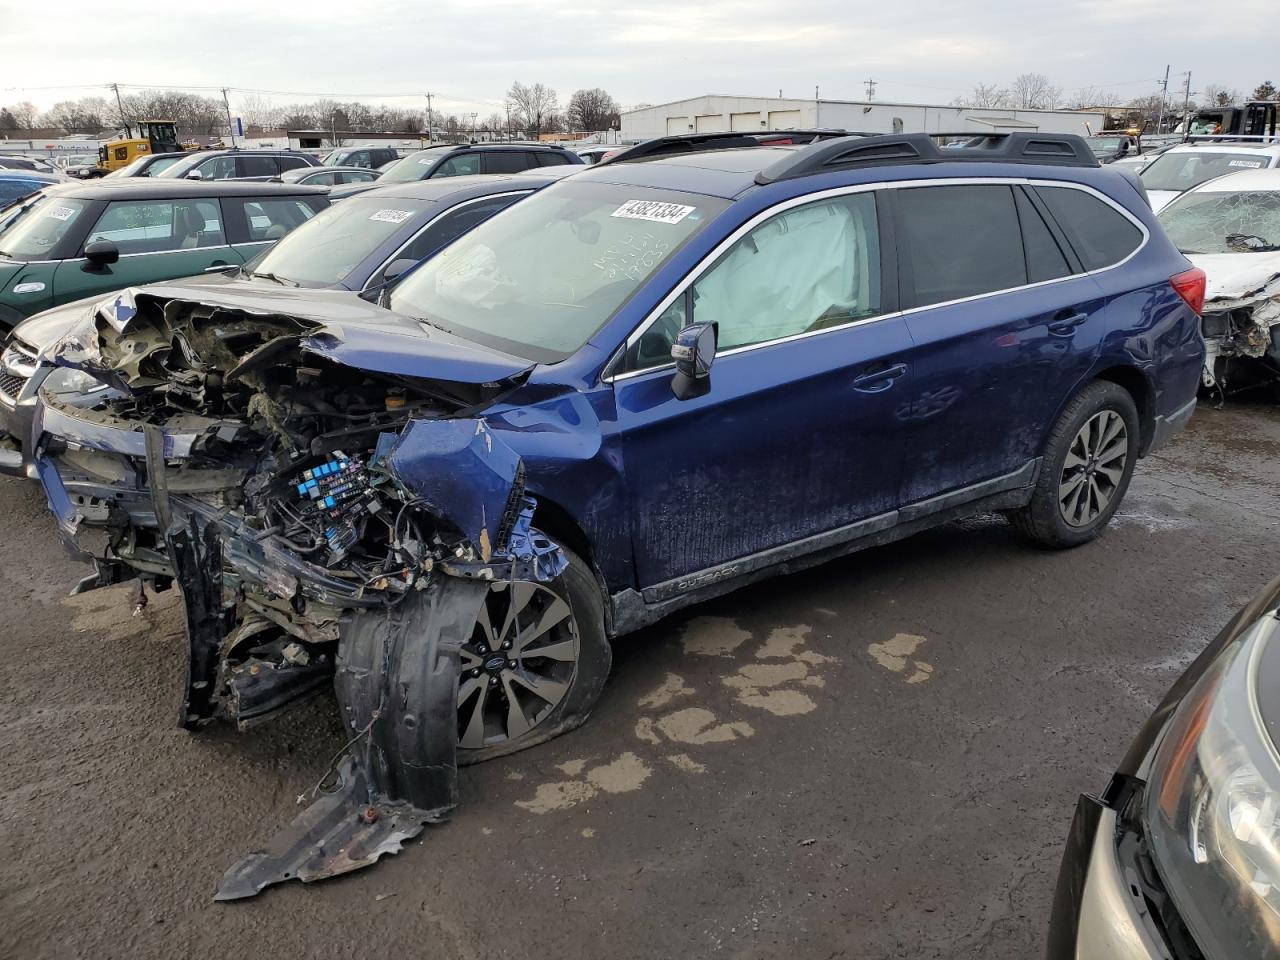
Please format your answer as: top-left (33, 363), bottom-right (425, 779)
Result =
top-left (630, 192), bottom-right (881, 370)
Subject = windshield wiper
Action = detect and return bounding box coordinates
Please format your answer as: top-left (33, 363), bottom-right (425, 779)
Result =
top-left (250, 271), bottom-right (299, 287)
top-left (1227, 233), bottom-right (1280, 253)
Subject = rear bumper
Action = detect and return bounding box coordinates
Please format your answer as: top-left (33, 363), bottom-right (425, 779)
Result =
top-left (1146, 396), bottom-right (1196, 456)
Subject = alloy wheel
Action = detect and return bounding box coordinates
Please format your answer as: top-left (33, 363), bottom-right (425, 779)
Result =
top-left (456, 580), bottom-right (579, 749)
top-left (1058, 409), bottom-right (1128, 528)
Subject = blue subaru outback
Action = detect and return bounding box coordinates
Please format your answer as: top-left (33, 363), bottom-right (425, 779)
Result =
top-left (29, 131), bottom-right (1205, 897)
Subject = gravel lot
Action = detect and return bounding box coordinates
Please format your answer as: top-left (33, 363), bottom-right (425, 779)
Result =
top-left (2, 400), bottom-right (1278, 960)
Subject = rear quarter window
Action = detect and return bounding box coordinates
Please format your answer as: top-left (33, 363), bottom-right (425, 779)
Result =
top-left (1035, 185), bottom-right (1143, 271)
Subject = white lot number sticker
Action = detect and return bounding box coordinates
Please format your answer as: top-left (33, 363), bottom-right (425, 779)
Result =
top-left (45, 205), bottom-right (77, 221)
top-left (611, 199), bottom-right (696, 225)
top-left (1228, 159), bottom-right (1265, 168)
top-left (369, 209), bottom-right (413, 224)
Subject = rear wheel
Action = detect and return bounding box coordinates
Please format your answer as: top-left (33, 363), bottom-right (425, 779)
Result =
top-left (455, 547), bottom-right (610, 764)
top-left (1011, 381), bottom-right (1140, 548)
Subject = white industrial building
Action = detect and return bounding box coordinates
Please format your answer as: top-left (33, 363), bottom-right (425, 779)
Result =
top-left (621, 95), bottom-right (1102, 141)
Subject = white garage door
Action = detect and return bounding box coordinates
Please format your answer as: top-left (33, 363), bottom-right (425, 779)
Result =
top-left (695, 114), bottom-right (726, 133)
top-left (730, 111), bottom-right (762, 131)
top-left (768, 110), bottom-right (802, 129)
top-left (667, 116), bottom-right (690, 135)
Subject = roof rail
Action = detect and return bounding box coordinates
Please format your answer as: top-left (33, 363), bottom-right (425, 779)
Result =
top-left (754, 132), bottom-right (1099, 184)
top-left (598, 129), bottom-right (852, 165)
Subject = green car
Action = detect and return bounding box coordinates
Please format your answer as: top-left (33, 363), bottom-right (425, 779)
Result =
top-left (0, 179), bottom-right (329, 330)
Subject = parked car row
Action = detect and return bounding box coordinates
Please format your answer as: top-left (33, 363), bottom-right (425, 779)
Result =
top-left (4, 127), bottom-right (1280, 947)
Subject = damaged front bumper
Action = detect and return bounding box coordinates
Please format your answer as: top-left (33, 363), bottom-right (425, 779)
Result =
top-left (32, 323), bottom-right (568, 898)
top-left (1199, 271), bottom-right (1280, 391)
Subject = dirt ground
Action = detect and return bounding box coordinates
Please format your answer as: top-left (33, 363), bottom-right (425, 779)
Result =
top-left (2, 401), bottom-right (1278, 960)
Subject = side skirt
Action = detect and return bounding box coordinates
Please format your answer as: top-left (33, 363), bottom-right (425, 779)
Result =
top-left (611, 459), bottom-right (1040, 636)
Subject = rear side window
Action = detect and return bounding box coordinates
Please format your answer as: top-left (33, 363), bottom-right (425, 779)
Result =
top-left (276, 155), bottom-right (310, 172)
top-left (536, 151), bottom-right (571, 167)
top-left (1036, 186), bottom-right (1143, 271)
top-left (1014, 189), bottom-right (1070, 283)
top-left (896, 184), bottom-right (1025, 307)
top-left (241, 198), bottom-right (317, 242)
top-left (483, 151), bottom-right (533, 174)
top-left (240, 155), bottom-right (278, 178)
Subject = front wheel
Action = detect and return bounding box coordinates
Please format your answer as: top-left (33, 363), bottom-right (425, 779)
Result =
top-left (1010, 381), bottom-right (1140, 548)
top-left (455, 547), bottom-right (611, 764)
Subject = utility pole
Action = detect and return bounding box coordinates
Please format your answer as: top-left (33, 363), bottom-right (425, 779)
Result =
top-left (425, 92), bottom-right (434, 143)
top-left (111, 82), bottom-right (131, 138)
top-left (815, 84), bottom-right (819, 100)
top-left (1155, 64), bottom-right (1170, 134)
top-left (221, 88), bottom-right (236, 148)
top-left (505, 103), bottom-right (511, 142)
top-left (1181, 71), bottom-right (1193, 141)
top-left (864, 78), bottom-right (877, 101)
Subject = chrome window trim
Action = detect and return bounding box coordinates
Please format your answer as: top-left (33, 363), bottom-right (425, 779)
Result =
top-left (607, 176), bottom-right (1149, 384)
top-left (359, 190), bottom-right (532, 292)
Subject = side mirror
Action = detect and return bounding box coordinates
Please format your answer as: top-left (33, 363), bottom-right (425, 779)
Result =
top-left (670, 322), bottom-right (717, 401)
top-left (185, 169), bottom-right (204, 180)
top-left (82, 239), bottom-right (119, 271)
top-left (382, 258), bottom-right (417, 283)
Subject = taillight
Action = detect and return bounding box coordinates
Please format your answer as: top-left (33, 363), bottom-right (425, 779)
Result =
top-left (1170, 266), bottom-right (1206, 315)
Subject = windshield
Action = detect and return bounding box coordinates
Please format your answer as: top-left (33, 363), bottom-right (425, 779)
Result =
top-left (1141, 152), bottom-right (1270, 192)
top-left (378, 149), bottom-right (451, 183)
top-left (1159, 191), bottom-right (1280, 254)
top-left (251, 195), bottom-right (435, 286)
top-left (388, 180), bottom-right (728, 362)
top-left (0, 194), bottom-right (92, 260)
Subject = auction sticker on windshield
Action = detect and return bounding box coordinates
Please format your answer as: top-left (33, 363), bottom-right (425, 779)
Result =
top-left (369, 209), bottom-right (414, 224)
top-left (45, 206), bottom-right (77, 221)
top-left (611, 200), bottom-right (696, 225)
top-left (1228, 159), bottom-right (1265, 168)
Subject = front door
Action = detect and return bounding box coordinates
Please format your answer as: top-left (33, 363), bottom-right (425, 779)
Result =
top-left (51, 197), bottom-right (243, 302)
top-left (614, 190), bottom-right (912, 592)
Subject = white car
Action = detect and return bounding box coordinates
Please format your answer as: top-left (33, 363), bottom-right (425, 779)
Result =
top-left (1157, 167), bottom-right (1280, 389)
top-left (1141, 142), bottom-right (1280, 212)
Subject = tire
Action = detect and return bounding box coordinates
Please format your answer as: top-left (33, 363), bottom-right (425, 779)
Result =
top-left (1010, 381), bottom-right (1140, 549)
top-left (456, 546), bottom-right (611, 765)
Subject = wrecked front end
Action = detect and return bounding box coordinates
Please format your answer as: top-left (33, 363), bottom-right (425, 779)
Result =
top-left (1197, 265), bottom-right (1280, 396)
top-left (33, 289), bottom-right (570, 899)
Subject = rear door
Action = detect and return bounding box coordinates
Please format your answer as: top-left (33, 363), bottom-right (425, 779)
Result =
top-left (890, 181), bottom-right (1114, 505)
top-left (50, 197), bottom-right (242, 303)
top-left (614, 190), bottom-right (913, 592)
top-left (483, 151), bottom-right (535, 174)
top-left (237, 155), bottom-right (279, 181)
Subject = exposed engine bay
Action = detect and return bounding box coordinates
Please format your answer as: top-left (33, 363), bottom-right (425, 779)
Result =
top-left (34, 289), bottom-right (571, 899)
top-left (1200, 270), bottom-right (1280, 398)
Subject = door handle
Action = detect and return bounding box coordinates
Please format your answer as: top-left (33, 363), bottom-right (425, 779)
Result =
top-left (852, 362), bottom-right (907, 392)
top-left (1047, 311), bottom-right (1088, 336)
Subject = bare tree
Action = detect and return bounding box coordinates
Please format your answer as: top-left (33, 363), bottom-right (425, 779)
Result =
top-left (565, 88), bottom-right (620, 132)
top-left (960, 83), bottom-right (1010, 109)
top-left (1009, 73), bottom-right (1062, 110)
top-left (1253, 81), bottom-right (1278, 102)
top-left (42, 97), bottom-right (110, 134)
top-left (1066, 87), bottom-right (1120, 109)
top-left (238, 93), bottom-right (285, 131)
top-left (1199, 85), bottom-right (1240, 109)
top-left (506, 81), bottom-right (559, 138)
top-left (4, 101), bottom-right (40, 130)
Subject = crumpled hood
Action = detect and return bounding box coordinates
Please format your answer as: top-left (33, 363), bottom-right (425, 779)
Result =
top-left (59, 283), bottom-right (533, 387)
top-left (1188, 252), bottom-right (1280, 303)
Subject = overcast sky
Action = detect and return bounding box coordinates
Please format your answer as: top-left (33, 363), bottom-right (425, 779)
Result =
top-left (0, 0), bottom-right (1272, 117)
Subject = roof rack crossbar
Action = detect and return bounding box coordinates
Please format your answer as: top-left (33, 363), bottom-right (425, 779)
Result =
top-left (598, 129), bottom-right (853, 165)
top-left (754, 131), bottom-right (1099, 184)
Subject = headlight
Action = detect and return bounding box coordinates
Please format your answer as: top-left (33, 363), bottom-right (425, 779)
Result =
top-left (40, 366), bottom-right (108, 397)
top-left (1145, 608), bottom-right (1280, 955)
